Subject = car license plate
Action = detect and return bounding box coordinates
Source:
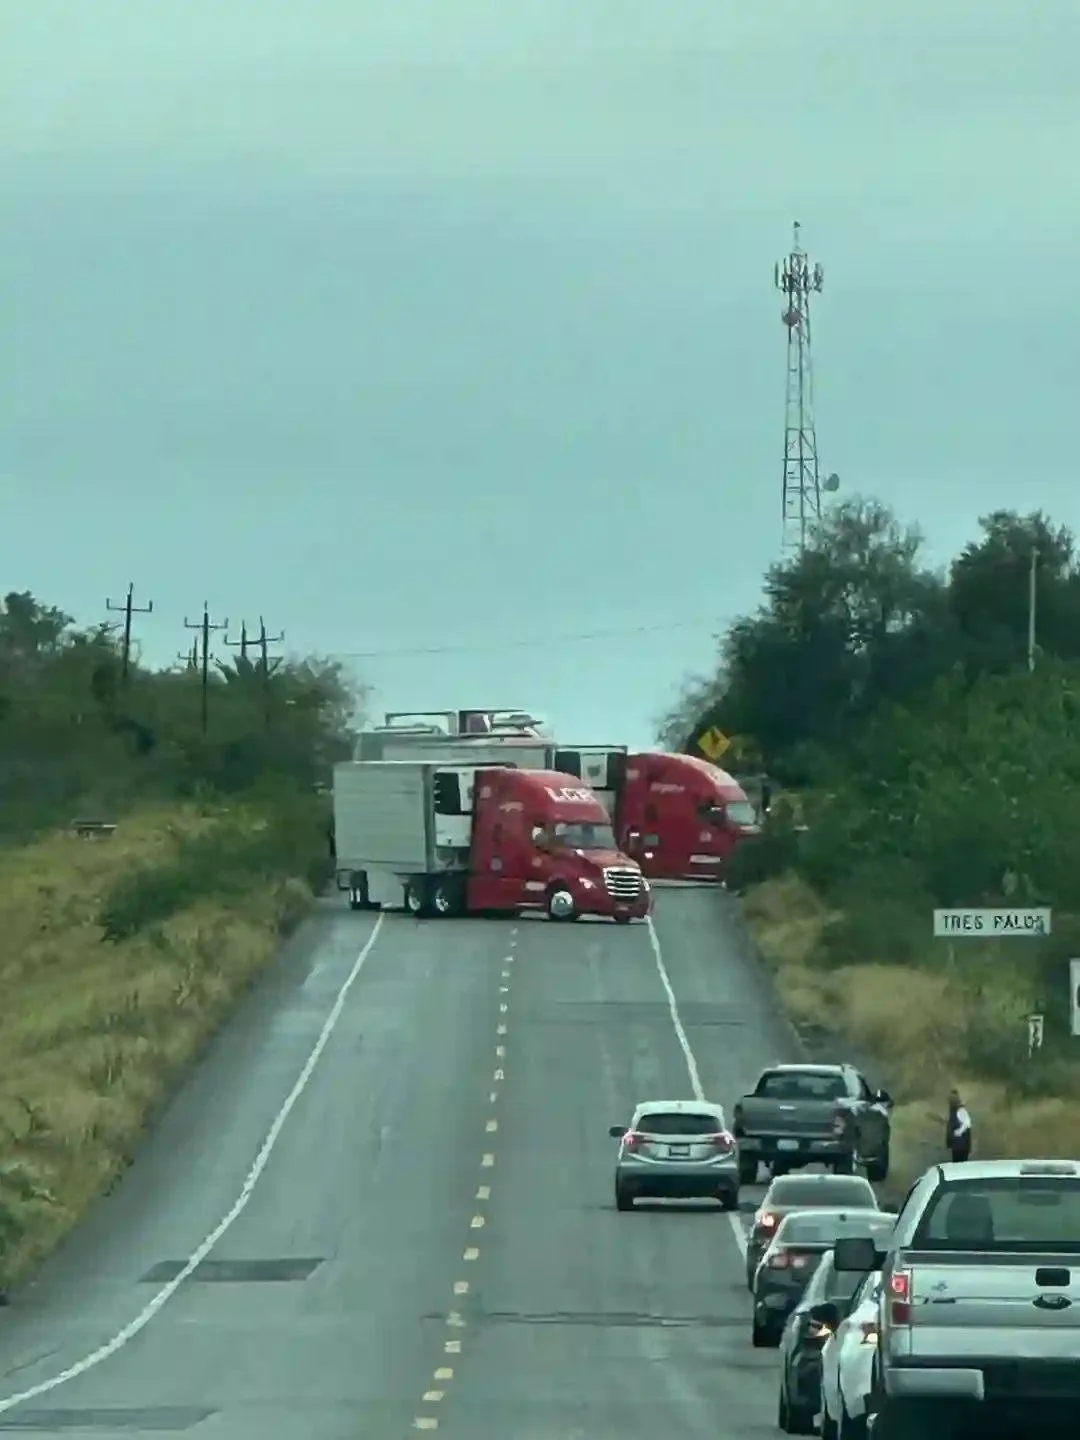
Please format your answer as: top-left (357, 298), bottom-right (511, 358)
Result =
top-left (669, 1144), bottom-right (690, 1158)
top-left (776, 1139), bottom-right (800, 1152)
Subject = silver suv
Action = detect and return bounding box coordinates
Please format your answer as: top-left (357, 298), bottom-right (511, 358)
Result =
top-left (833, 1158), bottom-right (1080, 1438)
top-left (609, 1099), bottom-right (738, 1211)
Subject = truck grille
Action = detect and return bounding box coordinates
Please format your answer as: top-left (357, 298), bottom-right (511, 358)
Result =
top-left (604, 866), bottom-right (643, 899)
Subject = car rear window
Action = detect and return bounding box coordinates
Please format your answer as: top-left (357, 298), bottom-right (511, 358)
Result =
top-left (755, 1070), bottom-right (847, 1101)
top-left (771, 1177), bottom-right (877, 1208)
top-left (778, 1212), bottom-right (895, 1246)
top-left (637, 1112), bottom-right (724, 1136)
top-left (913, 1176), bottom-right (1080, 1253)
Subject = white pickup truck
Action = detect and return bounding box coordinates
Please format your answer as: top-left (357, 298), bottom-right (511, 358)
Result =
top-left (833, 1157), bottom-right (1080, 1440)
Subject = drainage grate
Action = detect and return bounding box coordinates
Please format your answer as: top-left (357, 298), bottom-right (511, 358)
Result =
top-left (423, 1308), bottom-right (744, 1329)
top-left (0, 1407), bottom-right (214, 1431)
top-left (140, 1257), bottom-right (324, 1284)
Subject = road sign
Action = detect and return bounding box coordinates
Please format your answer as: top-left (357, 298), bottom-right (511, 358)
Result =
top-left (1071, 959), bottom-right (1080, 1038)
top-left (697, 726), bottom-right (730, 761)
top-left (933, 908), bottom-right (1051, 938)
top-left (1028, 1014), bottom-right (1045, 1053)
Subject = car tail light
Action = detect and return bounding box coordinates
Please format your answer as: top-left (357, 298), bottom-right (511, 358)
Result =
top-left (767, 1251), bottom-right (791, 1269)
top-left (622, 1131), bottom-right (646, 1150)
top-left (755, 1211), bottom-right (778, 1235)
top-left (710, 1130), bottom-right (735, 1154)
top-left (889, 1269), bottom-right (911, 1325)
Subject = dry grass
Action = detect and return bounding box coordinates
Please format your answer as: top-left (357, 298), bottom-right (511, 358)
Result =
top-left (745, 873), bottom-right (1080, 1196)
top-left (0, 805), bottom-right (313, 1286)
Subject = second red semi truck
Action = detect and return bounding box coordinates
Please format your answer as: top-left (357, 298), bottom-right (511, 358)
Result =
top-left (350, 707), bottom-right (760, 884)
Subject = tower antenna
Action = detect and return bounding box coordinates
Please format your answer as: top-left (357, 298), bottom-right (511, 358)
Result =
top-left (775, 221), bottom-right (831, 552)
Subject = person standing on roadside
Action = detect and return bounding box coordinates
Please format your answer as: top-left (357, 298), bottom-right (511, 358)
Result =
top-left (946, 1088), bottom-right (973, 1162)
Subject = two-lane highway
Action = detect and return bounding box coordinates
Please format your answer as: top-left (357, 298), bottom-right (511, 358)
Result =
top-left (0, 886), bottom-right (795, 1438)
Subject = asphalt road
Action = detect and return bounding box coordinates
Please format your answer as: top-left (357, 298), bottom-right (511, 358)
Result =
top-left (0, 886), bottom-right (797, 1438)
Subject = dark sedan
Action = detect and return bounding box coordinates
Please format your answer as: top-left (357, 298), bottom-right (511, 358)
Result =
top-left (751, 1209), bottom-right (895, 1347)
top-left (745, 1170), bottom-right (880, 1289)
top-left (776, 1245), bottom-right (871, 1433)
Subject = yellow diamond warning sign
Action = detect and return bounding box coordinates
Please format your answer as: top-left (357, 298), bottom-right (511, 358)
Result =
top-left (696, 726), bottom-right (730, 761)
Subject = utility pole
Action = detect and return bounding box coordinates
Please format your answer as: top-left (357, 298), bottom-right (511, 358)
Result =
top-left (1028, 544), bottom-right (1038, 673)
top-left (183, 603), bottom-right (229, 734)
top-left (775, 222), bottom-right (836, 553)
top-left (175, 641), bottom-right (199, 671)
top-left (105, 583), bottom-right (153, 683)
top-left (254, 617), bottom-right (284, 725)
top-left (226, 621), bottom-right (252, 664)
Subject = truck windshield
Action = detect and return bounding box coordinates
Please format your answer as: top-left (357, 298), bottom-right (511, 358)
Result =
top-left (551, 821), bottom-right (616, 850)
top-left (912, 1177), bottom-right (1080, 1252)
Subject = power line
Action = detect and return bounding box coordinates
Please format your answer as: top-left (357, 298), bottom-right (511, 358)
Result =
top-left (327, 616), bottom-right (724, 661)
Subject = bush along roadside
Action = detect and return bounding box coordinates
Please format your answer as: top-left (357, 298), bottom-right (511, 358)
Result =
top-left (0, 793), bottom-right (329, 1290)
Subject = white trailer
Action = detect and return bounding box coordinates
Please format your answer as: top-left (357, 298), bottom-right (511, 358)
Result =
top-left (333, 759), bottom-right (480, 911)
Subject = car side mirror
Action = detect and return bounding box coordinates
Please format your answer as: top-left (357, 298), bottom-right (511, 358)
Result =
top-left (807, 1301), bottom-right (840, 1330)
top-left (874, 1089), bottom-right (893, 1107)
top-left (609, 1125), bottom-right (626, 1139)
top-left (833, 1235), bottom-right (885, 1273)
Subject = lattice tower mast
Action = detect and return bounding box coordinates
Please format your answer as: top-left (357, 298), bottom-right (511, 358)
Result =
top-left (775, 221), bottom-right (825, 552)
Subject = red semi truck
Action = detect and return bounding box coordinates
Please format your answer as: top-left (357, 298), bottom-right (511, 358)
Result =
top-left (350, 708), bottom-right (759, 885)
top-left (333, 758), bottom-right (651, 922)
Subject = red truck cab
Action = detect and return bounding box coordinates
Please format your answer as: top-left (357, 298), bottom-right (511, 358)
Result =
top-left (467, 768), bottom-right (651, 922)
top-left (614, 752), bottom-right (759, 882)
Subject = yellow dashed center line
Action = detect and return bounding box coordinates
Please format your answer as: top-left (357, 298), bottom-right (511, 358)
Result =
top-left (463, 1247), bottom-right (480, 1261)
top-left (470, 1214), bottom-right (485, 1229)
top-left (482, 1152), bottom-right (495, 1167)
top-left (454, 1280), bottom-right (470, 1295)
top-left (413, 1418), bottom-right (438, 1431)
top-left (423, 1390), bottom-right (444, 1403)
top-left (485, 1118), bottom-right (498, 1132)
top-left (496, 1023), bottom-right (506, 1035)
top-left (476, 1184), bottom-right (490, 1200)
top-left (493, 1068), bottom-right (504, 1081)
top-left (495, 1044), bottom-right (505, 1058)
top-left (445, 1338), bottom-right (462, 1353)
top-left (435, 1368), bottom-right (454, 1381)
top-left (499, 1002), bottom-right (508, 1013)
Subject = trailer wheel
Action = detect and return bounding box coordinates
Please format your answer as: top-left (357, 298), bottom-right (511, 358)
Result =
top-left (405, 878), bottom-right (431, 918)
top-left (547, 884), bottom-right (577, 921)
top-left (431, 878), bottom-right (463, 918)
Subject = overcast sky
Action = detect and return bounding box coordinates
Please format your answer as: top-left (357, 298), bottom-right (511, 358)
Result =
top-left (4, 1), bottom-right (1075, 745)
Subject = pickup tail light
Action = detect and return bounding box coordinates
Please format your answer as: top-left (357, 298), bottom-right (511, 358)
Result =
top-left (889, 1269), bottom-right (912, 1325)
top-left (622, 1131), bottom-right (646, 1150)
top-left (711, 1130), bottom-right (736, 1154)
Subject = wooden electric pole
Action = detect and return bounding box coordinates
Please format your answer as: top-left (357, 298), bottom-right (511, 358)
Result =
top-left (183, 603), bottom-right (229, 734)
top-left (105, 583), bottom-right (153, 683)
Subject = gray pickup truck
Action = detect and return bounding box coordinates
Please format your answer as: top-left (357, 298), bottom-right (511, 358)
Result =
top-left (835, 1158), bottom-right (1080, 1440)
top-left (732, 1063), bottom-right (892, 1186)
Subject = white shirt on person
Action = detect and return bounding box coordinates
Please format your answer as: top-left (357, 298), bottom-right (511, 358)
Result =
top-left (952, 1106), bottom-right (972, 1138)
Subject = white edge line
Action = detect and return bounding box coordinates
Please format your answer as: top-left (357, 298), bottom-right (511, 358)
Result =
top-left (645, 914), bottom-right (747, 1261)
top-left (0, 912), bottom-right (388, 1413)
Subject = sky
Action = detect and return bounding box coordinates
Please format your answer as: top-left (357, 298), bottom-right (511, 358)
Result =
top-left (4, 1), bottom-right (1077, 747)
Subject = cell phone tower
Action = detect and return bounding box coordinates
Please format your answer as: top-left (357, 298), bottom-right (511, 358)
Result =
top-left (775, 221), bottom-right (837, 552)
